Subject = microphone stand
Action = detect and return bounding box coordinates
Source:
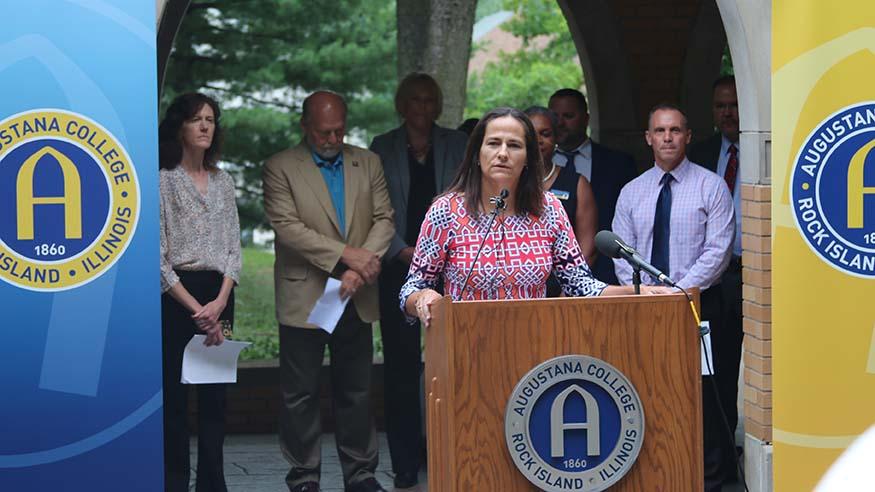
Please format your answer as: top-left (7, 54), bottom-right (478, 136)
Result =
top-left (615, 246), bottom-right (642, 294)
top-left (458, 193), bottom-right (506, 301)
top-left (631, 264), bottom-right (642, 295)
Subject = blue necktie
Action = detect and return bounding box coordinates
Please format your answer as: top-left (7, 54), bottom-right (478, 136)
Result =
top-left (556, 149), bottom-right (576, 169)
top-left (651, 173), bottom-right (673, 277)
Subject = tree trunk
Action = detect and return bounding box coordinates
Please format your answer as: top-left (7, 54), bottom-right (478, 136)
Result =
top-left (397, 0), bottom-right (477, 128)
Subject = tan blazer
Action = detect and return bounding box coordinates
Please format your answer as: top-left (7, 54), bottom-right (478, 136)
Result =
top-left (263, 142), bottom-right (395, 328)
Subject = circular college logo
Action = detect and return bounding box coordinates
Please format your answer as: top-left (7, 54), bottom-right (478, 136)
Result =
top-left (790, 102), bottom-right (875, 278)
top-left (505, 355), bottom-right (644, 492)
top-left (0, 109), bottom-right (139, 291)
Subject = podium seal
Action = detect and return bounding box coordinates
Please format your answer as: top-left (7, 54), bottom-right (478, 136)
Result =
top-left (505, 355), bottom-right (644, 491)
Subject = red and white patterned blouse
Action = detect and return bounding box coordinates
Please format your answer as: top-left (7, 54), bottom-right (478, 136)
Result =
top-left (399, 192), bottom-right (607, 311)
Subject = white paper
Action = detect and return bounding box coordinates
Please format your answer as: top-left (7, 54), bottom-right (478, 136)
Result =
top-left (699, 321), bottom-right (714, 376)
top-left (181, 335), bottom-right (251, 384)
top-left (306, 277), bottom-right (349, 334)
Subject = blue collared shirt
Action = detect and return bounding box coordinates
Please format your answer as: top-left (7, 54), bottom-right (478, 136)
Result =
top-left (312, 151), bottom-right (345, 237)
top-left (716, 136), bottom-right (742, 256)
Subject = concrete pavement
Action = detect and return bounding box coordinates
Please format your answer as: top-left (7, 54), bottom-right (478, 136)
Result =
top-left (191, 433), bottom-right (425, 491)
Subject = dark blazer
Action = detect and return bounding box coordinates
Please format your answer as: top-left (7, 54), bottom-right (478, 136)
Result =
top-left (370, 124), bottom-right (468, 260)
top-left (590, 142), bottom-right (638, 237)
top-left (690, 132), bottom-right (741, 264)
top-left (688, 133), bottom-right (723, 172)
top-left (589, 142), bottom-right (638, 284)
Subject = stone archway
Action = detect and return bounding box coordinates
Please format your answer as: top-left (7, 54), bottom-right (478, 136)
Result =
top-left (155, 0), bottom-right (190, 98)
top-left (714, 1), bottom-right (772, 490)
top-left (681, 0), bottom-right (727, 141)
top-left (716, 0), bottom-right (771, 185)
top-left (558, 0), bottom-right (709, 166)
top-left (557, 0), bottom-right (639, 155)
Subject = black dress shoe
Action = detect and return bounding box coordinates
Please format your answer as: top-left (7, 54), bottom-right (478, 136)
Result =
top-left (291, 481), bottom-right (320, 492)
top-left (348, 477), bottom-right (387, 492)
top-left (393, 471), bottom-right (418, 489)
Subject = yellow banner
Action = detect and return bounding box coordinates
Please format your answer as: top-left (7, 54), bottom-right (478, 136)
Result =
top-left (773, 1), bottom-right (875, 490)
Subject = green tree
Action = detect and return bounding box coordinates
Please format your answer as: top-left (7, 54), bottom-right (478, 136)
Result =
top-left (162, 0), bottom-right (398, 229)
top-left (475, 0), bottom-right (504, 20)
top-left (396, 0), bottom-right (477, 127)
top-left (721, 44), bottom-right (734, 76)
top-left (465, 0), bottom-right (583, 119)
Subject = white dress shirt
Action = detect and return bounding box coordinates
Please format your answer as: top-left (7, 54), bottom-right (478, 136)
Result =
top-left (552, 138), bottom-right (593, 180)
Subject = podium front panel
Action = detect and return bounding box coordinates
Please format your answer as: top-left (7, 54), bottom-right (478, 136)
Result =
top-left (425, 294), bottom-right (702, 491)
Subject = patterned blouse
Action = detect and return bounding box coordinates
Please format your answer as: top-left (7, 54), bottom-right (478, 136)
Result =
top-left (159, 166), bottom-right (242, 292)
top-left (399, 192), bottom-right (607, 311)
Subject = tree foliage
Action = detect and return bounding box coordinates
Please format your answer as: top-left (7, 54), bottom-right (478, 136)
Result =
top-left (721, 44), bottom-right (734, 76)
top-left (465, 0), bottom-right (583, 119)
top-left (162, 0), bottom-right (398, 230)
top-left (397, 0), bottom-right (477, 128)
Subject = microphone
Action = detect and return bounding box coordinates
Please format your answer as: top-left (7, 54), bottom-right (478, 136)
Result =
top-left (594, 230), bottom-right (677, 287)
top-left (457, 189), bottom-right (510, 300)
top-left (489, 188), bottom-right (509, 211)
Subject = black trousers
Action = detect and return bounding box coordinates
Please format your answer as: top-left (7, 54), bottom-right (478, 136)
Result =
top-left (715, 258), bottom-right (744, 480)
top-left (279, 305), bottom-right (378, 490)
top-left (378, 260), bottom-right (424, 477)
top-left (162, 270), bottom-right (233, 492)
top-left (700, 284), bottom-right (739, 492)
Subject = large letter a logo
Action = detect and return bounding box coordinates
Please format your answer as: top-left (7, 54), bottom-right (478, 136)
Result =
top-left (847, 138), bottom-right (875, 229)
top-left (550, 384), bottom-right (600, 457)
top-left (16, 146), bottom-right (82, 240)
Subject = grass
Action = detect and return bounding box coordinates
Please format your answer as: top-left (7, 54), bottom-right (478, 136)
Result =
top-left (234, 247), bottom-right (280, 360)
top-left (233, 246), bottom-right (384, 361)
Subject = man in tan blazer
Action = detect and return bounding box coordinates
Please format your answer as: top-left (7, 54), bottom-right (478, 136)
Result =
top-left (263, 91), bottom-right (394, 492)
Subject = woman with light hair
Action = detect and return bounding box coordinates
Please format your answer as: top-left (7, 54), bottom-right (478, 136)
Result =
top-left (369, 72), bottom-right (468, 490)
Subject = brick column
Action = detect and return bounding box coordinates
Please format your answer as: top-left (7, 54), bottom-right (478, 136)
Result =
top-left (740, 183), bottom-right (773, 489)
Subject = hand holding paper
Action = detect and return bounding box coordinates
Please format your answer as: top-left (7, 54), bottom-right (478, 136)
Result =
top-left (306, 277), bottom-right (350, 334)
top-left (181, 335), bottom-right (250, 384)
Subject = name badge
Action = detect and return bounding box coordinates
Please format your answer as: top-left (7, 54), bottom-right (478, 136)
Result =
top-left (550, 189), bottom-right (570, 200)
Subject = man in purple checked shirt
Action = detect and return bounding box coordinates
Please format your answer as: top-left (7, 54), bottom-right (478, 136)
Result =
top-left (611, 103), bottom-right (735, 492)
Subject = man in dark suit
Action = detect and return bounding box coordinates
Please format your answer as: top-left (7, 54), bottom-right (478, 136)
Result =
top-left (369, 73), bottom-right (467, 490)
top-left (688, 75), bottom-right (743, 485)
top-left (549, 88), bottom-right (638, 284)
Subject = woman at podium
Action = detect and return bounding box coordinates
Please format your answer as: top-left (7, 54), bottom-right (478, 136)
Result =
top-left (400, 107), bottom-right (668, 326)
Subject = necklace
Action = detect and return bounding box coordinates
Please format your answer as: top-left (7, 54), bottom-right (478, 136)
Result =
top-left (542, 160), bottom-right (557, 183)
top-left (407, 140), bottom-right (431, 163)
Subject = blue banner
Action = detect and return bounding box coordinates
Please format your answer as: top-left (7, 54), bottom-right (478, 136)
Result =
top-left (0, 2), bottom-right (161, 490)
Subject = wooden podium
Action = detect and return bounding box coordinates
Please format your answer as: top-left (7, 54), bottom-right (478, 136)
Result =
top-left (425, 294), bottom-right (703, 491)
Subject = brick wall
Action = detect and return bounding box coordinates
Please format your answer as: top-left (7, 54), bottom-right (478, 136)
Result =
top-left (740, 184), bottom-right (772, 442)
top-left (189, 360), bottom-right (386, 434)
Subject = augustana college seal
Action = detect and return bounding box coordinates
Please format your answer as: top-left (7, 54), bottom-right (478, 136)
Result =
top-left (791, 102), bottom-right (875, 278)
top-left (505, 355), bottom-right (644, 492)
top-left (0, 109), bottom-right (139, 291)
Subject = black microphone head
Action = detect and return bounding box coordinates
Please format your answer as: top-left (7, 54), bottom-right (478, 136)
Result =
top-left (499, 188), bottom-right (509, 199)
top-left (594, 230), bottom-right (623, 259)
